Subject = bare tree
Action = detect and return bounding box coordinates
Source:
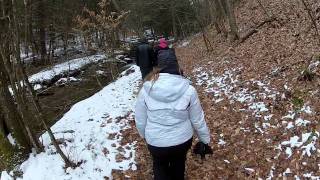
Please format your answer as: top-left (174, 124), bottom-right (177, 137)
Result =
top-left (212, 0), bottom-right (228, 36)
top-left (0, 0), bottom-right (77, 170)
top-left (76, 0), bottom-right (130, 55)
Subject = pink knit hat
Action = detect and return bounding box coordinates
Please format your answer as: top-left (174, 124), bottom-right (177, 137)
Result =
top-left (159, 38), bottom-right (168, 48)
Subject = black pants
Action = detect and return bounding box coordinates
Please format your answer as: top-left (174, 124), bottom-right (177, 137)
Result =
top-left (147, 138), bottom-right (193, 180)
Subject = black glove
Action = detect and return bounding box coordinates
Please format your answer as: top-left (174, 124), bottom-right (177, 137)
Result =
top-left (193, 142), bottom-right (213, 159)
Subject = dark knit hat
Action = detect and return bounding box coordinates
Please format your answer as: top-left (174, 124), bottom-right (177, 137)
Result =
top-left (157, 48), bottom-right (181, 75)
top-left (158, 58), bottom-right (181, 75)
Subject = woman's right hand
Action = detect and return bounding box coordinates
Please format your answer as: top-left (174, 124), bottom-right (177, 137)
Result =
top-left (193, 142), bottom-right (213, 160)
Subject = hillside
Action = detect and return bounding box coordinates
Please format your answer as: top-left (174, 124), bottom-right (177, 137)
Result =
top-left (175, 0), bottom-right (320, 179)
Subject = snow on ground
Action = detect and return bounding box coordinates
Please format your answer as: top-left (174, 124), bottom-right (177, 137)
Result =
top-left (1, 65), bottom-right (141, 180)
top-left (193, 66), bottom-right (320, 178)
top-left (193, 66), bottom-right (280, 133)
top-left (179, 41), bottom-right (190, 47)
top-left (55, 77), bottom-right (80, 86)
top-left (29, 54), bottom-right (106, 84)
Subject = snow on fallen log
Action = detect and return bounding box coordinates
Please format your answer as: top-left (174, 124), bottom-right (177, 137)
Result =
top-left (28, 54), bottom-right (106, 85)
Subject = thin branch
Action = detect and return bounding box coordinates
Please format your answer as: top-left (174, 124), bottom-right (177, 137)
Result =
top-left (256, 0), bottom-right (273, 19)
top-left (300, 0), bottom-right (320, 44)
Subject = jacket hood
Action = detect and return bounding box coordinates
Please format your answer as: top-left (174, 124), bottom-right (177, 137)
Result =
top-left (143, 73), bottom-right (190, 103)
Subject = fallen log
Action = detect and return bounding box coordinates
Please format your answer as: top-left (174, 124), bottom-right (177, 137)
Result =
top-left (237, 17), bottom-right (276, 44)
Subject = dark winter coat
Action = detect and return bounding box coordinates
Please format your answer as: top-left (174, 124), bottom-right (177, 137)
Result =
top-left (135, 43), bottom-right (155, 68)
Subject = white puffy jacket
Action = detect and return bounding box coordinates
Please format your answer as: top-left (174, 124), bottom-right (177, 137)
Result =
top-left (135, 73), bottom-right (210, 147)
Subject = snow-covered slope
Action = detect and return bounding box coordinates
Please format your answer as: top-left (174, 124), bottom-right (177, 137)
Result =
top-left (2, 65), bottom-right (141, 180)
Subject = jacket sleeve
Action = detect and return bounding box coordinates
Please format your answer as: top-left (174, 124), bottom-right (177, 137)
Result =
top-left (135, 88), bottom-right (148, 138)
top-left (188, 87), bottom-right (211, 144)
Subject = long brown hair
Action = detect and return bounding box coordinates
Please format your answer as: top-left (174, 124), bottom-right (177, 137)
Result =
top-left (140, 67), bottom-right (162, 94)
top-left (144, 67), bottom-right (162, 82)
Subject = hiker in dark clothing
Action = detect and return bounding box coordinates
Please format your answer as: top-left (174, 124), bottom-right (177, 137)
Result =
top-left (135, 38), bottom-right (156, 79)
top-left (154, 38), bottom-right (183, 76)
top-left (154, 38), bottom-right (171, 65)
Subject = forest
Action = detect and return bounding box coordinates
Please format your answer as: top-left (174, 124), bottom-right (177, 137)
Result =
top-left (1, 0), bottom-right (320, 179)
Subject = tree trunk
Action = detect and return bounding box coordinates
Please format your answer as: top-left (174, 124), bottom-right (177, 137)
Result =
top-left (171, 1), bottom-right (178, 39)
top-left (225, 0), bottom-right (239, 41)
top-left (212, 0), bottom-right (228, 36)
top-left (1, 0), bottom-right (76, 169)
top-left (36, 0), bottom-right (47, 64)
top-left (0, 16), bottom-right (33, 155)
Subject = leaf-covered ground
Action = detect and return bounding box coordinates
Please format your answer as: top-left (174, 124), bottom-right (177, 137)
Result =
top-left (174, 0), bottom-right (320, 178)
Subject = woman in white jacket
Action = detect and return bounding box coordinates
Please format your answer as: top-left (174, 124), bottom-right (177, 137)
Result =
top-left (135, 46), bottom-right (211, 180)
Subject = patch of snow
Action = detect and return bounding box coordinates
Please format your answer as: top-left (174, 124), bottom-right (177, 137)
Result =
top-left (281, 136), bottom-right (303, 147)
top-left (218, 139), bottom-right (226, 145)
top-left (224, 160), bottom-right (230, 164)
top-left (264, 114), bottom-right (273, 121)
top-left (283, 168), bottom-right (292, 176)
top-left (7, 134), bottom-right (16, 146)
top-left (266, 165), bottom-right (275, 180)
top-left (33, 84), bottom-right (42, 91)
top-left (302, 142), bottom-right (317, 157)
top-left (96, 70), bottom-right (105, 75)
top-left (295, 175), bottom-right (301, 180)
top-left (303, 173), bottom-right (320, 180)
top-left (285, 147), bottom-right (292, 158)
top-left (15, 65), bottom-right (141, 180)
top-left (295, 118), bottom-right (310, 127)
top-left (300, 105), bottom-right (312, 114)
top-left (114, 50), bottom-right (124, 55)
top-left (249, 102), bottom-right (268, 113)
top-left (282, 111), bottom-right (296, 119)
top-left (116, 55), bottom-right (125, 60)
top-left (193, 67), bottom-right (280, 132)
top-left (55, 77), bottom-right (79, 86)
top-left (308, 60), bottom-right (320, 73)
top-left (244, 168), bottom-right (255, 173)
top-left (215, 98), bottom-right (224, 103)
top-left (0, 171), bottom-right (13, 180)
top-left (280, 131), bottom-right (319, 158)
top-left (179, 41), bottom-right (190, 47)
top-left (286, 122), bottom-right (294, 129)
